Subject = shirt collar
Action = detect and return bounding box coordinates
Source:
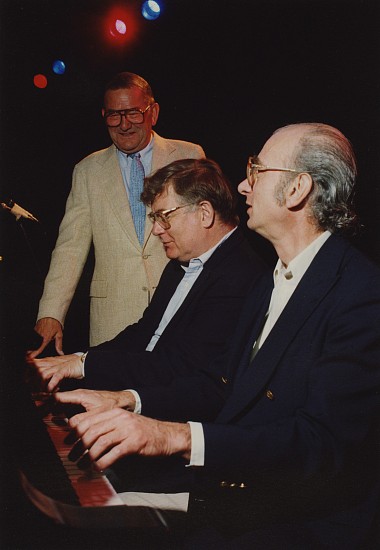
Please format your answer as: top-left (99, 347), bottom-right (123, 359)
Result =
top-left (273, 231), bottom-right (331, 285)
top-left (182, 226), bottom-right (237, 272)
top-left (117, 132), bottom-right (154, 162)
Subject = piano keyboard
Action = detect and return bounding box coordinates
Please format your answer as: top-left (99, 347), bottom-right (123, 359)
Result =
top-left (41, 410), bottom-right (123, 507)
top-left (18, 398), bottom-right (168, 529)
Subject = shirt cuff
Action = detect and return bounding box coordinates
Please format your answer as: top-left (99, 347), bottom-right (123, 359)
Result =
top-left (74, 351), bottom-right (87, 378)
top-left (124, 389), bottom-right (142, 414)
top-left (187, 421), bottom-right (205, 466)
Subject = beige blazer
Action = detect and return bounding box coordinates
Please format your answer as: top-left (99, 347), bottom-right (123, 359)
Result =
top-left (37, 132), bottom-right (205, 345)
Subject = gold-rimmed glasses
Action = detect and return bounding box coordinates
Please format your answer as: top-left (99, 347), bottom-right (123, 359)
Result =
top-left (246, 155), bottom-right (302, 189)
top-left (103, 103), bottom-right (155, 127)
top-left (148, 204), bottom-right (194, 230)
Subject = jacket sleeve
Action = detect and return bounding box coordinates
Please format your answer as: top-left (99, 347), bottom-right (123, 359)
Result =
top-left (37, 164), bottom-right (92, 326)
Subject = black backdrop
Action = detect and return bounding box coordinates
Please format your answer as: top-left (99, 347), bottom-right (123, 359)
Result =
top-left (0, 0), bottom-right (379, 546)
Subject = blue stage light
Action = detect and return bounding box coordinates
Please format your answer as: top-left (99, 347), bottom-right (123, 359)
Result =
top-left (142, 1), bottom-right (161, 21)
top-left (52, 60), bottom-right (66, 75)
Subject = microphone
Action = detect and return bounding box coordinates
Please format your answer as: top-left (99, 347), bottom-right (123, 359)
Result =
top-left (1, 199), bottom-right (39, 222)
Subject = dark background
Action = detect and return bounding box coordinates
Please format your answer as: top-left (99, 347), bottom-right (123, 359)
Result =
top-left (0, 0), bottom-right (379, 547)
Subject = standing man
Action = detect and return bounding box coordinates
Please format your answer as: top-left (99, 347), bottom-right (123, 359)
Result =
top-left (30, 72), bottom-right (205, 356)
top-left (67, 123), bottom-right (380, 548)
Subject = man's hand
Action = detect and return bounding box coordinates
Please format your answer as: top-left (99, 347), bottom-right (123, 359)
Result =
top-left (68, 408), bottom-right (192, 470)
top-left (28, 317), bottom-right (64, 358)
top-left (26, 353), bottom-right (83, 392)
top-left (55, 389), bottom-right (137, 412)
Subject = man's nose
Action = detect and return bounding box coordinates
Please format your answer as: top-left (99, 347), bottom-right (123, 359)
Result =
top-left (120, 114), bottom-right (132, 130)
top-left (238, 178), bottom-right (251, 195)
top-left (152, 221), bottom-right (165, 236)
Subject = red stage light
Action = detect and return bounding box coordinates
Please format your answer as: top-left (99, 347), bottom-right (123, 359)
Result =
top-left (113, 19), bottom-right (127, 36)
top-left (33, 74), bottom-right (48, 89)
top-left (104, 6), bottom-right (139, 45)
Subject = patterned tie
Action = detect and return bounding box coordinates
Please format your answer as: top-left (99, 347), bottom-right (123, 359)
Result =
top-left (129, 153), bottom-right (146, 245)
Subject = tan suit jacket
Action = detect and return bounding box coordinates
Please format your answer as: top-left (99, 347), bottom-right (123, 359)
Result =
top-left (37, 132), bottom-right (205, 345)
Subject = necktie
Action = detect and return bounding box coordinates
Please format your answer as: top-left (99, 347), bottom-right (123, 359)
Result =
top-left (129, 153), bottom-right (146, 245)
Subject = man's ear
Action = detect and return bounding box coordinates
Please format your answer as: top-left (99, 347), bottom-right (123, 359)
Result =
top-left (151, 103), bottom-right (160, 126)
top-left (285, 173), bottom-right (313, 209)
top-left (199, 201), bottom-right (215, 228)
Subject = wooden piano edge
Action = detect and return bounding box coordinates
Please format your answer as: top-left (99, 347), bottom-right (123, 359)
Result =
top-left (19, 469), bottom-right (170, 530)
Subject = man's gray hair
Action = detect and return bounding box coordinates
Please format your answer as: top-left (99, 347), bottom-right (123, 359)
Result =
top-left (104, 72), bottom-right (155, 104)
top-left (282, 123), bottom-right (359, 233)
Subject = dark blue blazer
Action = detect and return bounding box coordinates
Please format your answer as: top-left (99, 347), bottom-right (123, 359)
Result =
top-left (193, 235), bottom-right (380, 547)
top-left (81, 228), bottom-right (270, 421)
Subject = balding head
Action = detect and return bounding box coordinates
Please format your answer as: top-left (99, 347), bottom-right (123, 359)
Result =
top-left (268, 123), bottom-right (358, 233)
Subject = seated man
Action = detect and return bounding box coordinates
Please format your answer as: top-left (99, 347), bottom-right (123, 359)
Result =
top-left (64, 124), bottom-right (380, 548)
top-left (28, 158), bottom-right (269, 422)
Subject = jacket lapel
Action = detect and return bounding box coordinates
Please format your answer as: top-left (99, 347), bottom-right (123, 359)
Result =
top-left (142, 136), bottom-right (175, 249)
top-left (217, 235), bottom-right (349, 423)
top-left (151, 132), bottom-right (176, 173)
top-left (143, 133), bottom-right (178, 247)
top-left (99, 146), bottom-right (140, 248)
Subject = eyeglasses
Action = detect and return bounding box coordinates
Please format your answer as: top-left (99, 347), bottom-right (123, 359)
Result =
top-left (246, 155), bottom-right (301, 189)
top-left (148, 204), bottom-right (193, 230)
top-left (103, 104), bottom-right (154, 127)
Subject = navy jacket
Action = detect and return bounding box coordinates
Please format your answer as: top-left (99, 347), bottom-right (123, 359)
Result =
top-left (81, 228), bottom-right (270, 421)
top-left (191, 235), bottom-right (380, 547)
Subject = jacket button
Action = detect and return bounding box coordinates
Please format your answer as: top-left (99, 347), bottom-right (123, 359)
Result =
top-left (221, 377), bottom-right (228, 384)
top-left (266, 389), bottom-right (274, 400)
top-left (142, 254), bottom-right (149, 259)
top-left (220, 481), bottom-right (228, 488)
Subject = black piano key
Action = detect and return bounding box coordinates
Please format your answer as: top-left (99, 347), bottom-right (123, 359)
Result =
top-left (68, 439), bottom-right (86, 462)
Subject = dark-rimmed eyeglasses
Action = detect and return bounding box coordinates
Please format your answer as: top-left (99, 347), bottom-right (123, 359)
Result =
top-left (246, 155), bottom-right (302, 189)
top-left (103, 104), bottom-right (155, 127)
top-left (148, 204), bottom-right (194, 230)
